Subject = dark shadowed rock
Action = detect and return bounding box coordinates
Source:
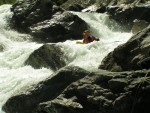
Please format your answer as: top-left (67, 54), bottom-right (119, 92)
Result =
top-left (138, 56), bottom-right (150, 69)
top-left (29, 12), bottom-right (88, 42)
top-left (107, 4), bottom-right (150, 30)
top-left (10, 0), bottom-right (88, 42)
top-left (51, 0), bottom-right (68, 6)
top-left (68, 4), bottom-right (84, 11)
top-left (11, 0), bottom-right (58, 31)
top-left (108, 78), bottom-right (128, 93)
top-left (96, 5), bottom-right (107, 13)
top-left (25, 44), bottom-right (66, 71)
top-left (99, 25), bottom-right (150, 71)
top-left (37, 70), bottom-right (150, 113)
top-left (2, 66), bottom-right (89, 113)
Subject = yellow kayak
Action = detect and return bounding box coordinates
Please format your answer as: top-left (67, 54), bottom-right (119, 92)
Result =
top-left (76, 41), bottom-right (84, 44)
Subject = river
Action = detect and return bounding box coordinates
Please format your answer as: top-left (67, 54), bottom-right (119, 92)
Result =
top-left (0, 4), bottom-right (132, 113)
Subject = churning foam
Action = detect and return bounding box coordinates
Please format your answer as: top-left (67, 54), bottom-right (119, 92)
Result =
top-left (0, 5), bottom-right (53, 113)
top-left (57, 12), bottom-right (132, 71)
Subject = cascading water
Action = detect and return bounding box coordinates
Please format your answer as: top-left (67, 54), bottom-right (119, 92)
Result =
top-left (0, 5), bottom-right (132, 113)
top-left (57, 12), bottom-right (132, 71)
top-left (0, 5), bottom-right (53, 113)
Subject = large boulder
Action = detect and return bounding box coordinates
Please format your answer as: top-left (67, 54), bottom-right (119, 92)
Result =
top-left (99, 25), bottom-right (150, 72)
top-left (2, 66), bottom-right (90, 113)
top-left (37, 69), bottom-right (150, 113)
top-left (107, 4), bottom-right (150, 30)
top-left (29, 12), bottom-right (88, 42)
top-left (25, 44), bottom-right (66, 71)
top-left (11, 0), bottom-right (59, 31)
top-left (10, 0), bottom-right (88, 42)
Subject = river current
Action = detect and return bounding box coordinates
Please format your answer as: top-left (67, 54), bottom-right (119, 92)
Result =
top-left (0, 4), bottom-right (132, 113)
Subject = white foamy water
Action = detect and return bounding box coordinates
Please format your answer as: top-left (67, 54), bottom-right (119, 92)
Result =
top-left (0, 5), bottom-right (132, 113)
top-left (57, 12), bottom-right (132, 71)
top-left (0, 5), bottom-right (53, 113)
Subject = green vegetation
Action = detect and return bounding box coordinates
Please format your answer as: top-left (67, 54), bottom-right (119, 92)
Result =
top-left (0, 0), bottom-right (16, 5)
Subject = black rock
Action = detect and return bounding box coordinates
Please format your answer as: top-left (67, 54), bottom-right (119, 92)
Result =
top-left (37, 70), bottom-right (150, 113)
top-left (99, 25), bottom-right (150, 71)
top-left (29, 12), bottom-right (87, 42)
top-left (68, 4), bottom-right (84, 11)
top-left (138, 57), bottom-right (150, 69)
top-left (107, 4), bottom-right (150, 30)
top-left (25, 44), bottom-right (66, 71)
top-left (2, 66), bottom-right (89, 113)
top-left (11, 0), bottom-right (56, 31)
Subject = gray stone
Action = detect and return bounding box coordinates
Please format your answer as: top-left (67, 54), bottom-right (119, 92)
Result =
top-left (2, 66), bottom-right (89, 113)
top-left (3, 68), bottom-right (150, 113)
top-left (36, 70), bottom-right (150, 113)
top-left (11, 0), bottom-right (55, 31)
top-left (107, 4), bottom-right (150, 31)
top-left (99, 25), bottom-right (150, 71)
top-left (25, 44), bottom-right (66, 71)
top-left (29, 12), bottom-right (88, 42)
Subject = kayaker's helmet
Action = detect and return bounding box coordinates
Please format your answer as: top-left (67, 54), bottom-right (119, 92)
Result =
top-left (83, 30), bottom-right (90, 35)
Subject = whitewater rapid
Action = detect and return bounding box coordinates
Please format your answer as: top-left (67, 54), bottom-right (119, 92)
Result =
top-left (57, 12), bottom-right (132, 71)
top-left (0, 5), bottom-right (53, 113)
top-left (0, 5), bottom-right (132, 113)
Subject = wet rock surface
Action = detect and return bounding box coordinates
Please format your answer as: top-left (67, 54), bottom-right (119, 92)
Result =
top-left (3, 67), bottom-right (150, 113)
top-left (99, 25), bottom-right (150, 71)
top-left (10, 0), bottom-right (87, 42)
top-left (107, 4), bottom-right (150, 30)
top-left (25, 44), bottom-right (66, 71)
top-left (2, 66), bottom-right (89, 113)
top-left (11, 0), bottom-right (56, 31)
top-left (29, 12), bottom-right (87, 42)
top-left (37, 69), bottom-right (150, 113)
